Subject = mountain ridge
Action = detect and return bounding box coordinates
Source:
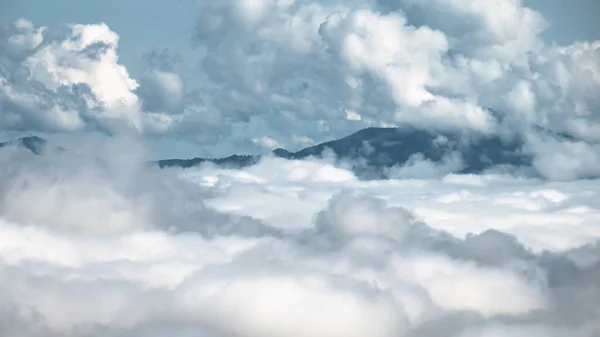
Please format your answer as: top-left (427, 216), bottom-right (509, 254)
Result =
top-left (0, 125), bottom-right (581, 179)
top-left (0, 136), bottom-right (50, 155)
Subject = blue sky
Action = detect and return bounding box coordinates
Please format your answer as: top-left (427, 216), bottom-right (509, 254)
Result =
top-left (526, 0), bottom-right (600, 44)
top-left (0, 0), bottom-right (197, 77)
top-left (1, 0), bottom-right (599, 159)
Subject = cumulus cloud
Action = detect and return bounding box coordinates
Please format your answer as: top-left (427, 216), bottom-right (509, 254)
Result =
top-left (189, 0), bottom-right (496, 135)
top-left (187, 1), bottom-right (582, 126)
top-left (2, 138), bottom-right (599, 336)
top-left (0, 19), bottom-right (230, 144)
top-left (0, 19), bottom-right (143, 133)
top-left (137, 71), bottom-right (185, 113)
top-left (185, 0), bottom-right (600, 165)
top-left (523, 132), bottom-right (600, 180)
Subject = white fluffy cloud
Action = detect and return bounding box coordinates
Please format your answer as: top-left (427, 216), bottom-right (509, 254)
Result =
top-left (2, 139), bottom-right (599, 336)
top-left (0, 19), bottom-right (229, 142)
top-left (185, 0), bottom-right (600, 146)
top-left (193, 155), bottom-right (600, 252)
top-left (190, 0), bottom-right (496, 135)
top-left (0, 19), bottom-right (147, 132)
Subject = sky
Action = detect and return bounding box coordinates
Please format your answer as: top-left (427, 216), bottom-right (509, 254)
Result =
top-left (0, 0), bottom-right (599, 160)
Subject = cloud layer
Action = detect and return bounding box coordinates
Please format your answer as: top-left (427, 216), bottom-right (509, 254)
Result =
top-left (1, 140), bottom-right (599, 337)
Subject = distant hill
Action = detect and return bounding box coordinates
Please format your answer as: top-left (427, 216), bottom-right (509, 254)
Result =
top-left (269, 126), bottom-right (530, 177)
top-left (157, 124), bottom-right (582, 178)
top-left (1, 124), bottom-right (581, 179)
top-left (157, 154), bottom-right (261, 169)
top-left (156, 126), bottom-right (536, 178)
top-left (0, 136), bottom-right (50, 155)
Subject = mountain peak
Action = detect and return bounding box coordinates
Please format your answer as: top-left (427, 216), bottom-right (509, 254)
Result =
top-left (272, 148), bottom-right (294, 158)
top-left (0, 136), bottom-right (48, 154)
top-left (2, 123), bottom-right (582, 180)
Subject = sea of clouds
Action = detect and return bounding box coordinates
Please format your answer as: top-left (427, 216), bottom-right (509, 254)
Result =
top-left (1, 140), bottom-right (599, 337)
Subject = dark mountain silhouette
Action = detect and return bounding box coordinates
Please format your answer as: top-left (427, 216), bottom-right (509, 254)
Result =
top-left (269, 126), bottom-right (530, 177)
top-left (158, 154), bottom-right (261, 169)
top-left (157, 122), bottom-right (583, 178)
top-left (1, 125), bottom-right (580, 178)
top-left (0, 136), bottom-right (50, 155)
top-left (157, 126), bottom-right (539, 178)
